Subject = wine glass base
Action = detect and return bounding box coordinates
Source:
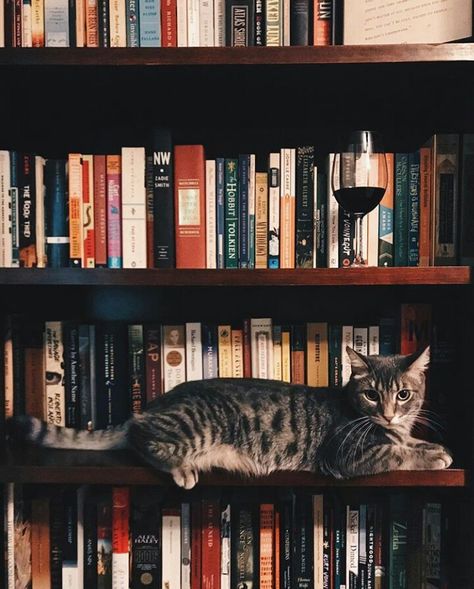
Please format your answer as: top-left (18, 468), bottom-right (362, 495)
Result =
top-left (350, 255), bottom-right (366, 267)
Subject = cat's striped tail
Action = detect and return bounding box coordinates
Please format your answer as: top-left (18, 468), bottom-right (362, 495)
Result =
top-left (7, 415), bottom-right (129, 450)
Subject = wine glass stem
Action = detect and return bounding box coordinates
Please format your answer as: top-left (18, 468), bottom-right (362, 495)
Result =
top-left (354, 215), bottom-right (364, 265)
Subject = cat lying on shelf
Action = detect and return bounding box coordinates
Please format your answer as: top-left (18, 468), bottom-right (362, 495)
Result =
top-left (9, 346), bottom-right (452, 489)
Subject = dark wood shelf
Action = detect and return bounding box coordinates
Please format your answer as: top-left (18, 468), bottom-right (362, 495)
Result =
top-left (0, 44), bottom-right (474, 67)
top-left (0, 267), bottom-right (470, 287)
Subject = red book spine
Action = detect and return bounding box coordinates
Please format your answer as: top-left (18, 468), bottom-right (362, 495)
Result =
top-left (174, 145), bottom-right (206, 269)
top-left (313, 0), bottom-right (332, 45)
top-left (82, 157), bottom-right (95, 267)
top-left (191, 501), bottom-right (202, 589)
top-left (93, 155), bottom-right (107, 267)
top-left (161, 0), bottom-right (177, 46)
top-left (400, 303), bottom-right (432, 355)
top-left (201, 499), bottom-right (221, 589)
top-left (112, 487), bottom-right (130, 589)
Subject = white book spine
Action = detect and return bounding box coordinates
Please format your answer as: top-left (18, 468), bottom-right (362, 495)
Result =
top-left (0, 151), bottom-right (12, 267)
top-left (62, 566), bottom-right (78, 589)
top-left (268, 152), bottom-right (280, 268)
top-left (313, 494), bottom-right (324, 589)
top-left (328, 154), bottom-right (339, 268)
top-left (248, 154), bottom-right (256, 268)
top-left (187, 0), bottom-right (200, 46)
top-left (265, 0), bottom-right (281, 45)
top-left (353, 326), bottom-right (368, 355)
top-left (282, 0), bottom-right (289, 45)
top-left (213, 0), bottom-right (224, 45)
top-left (177, 0), bottom-right (187, 45)
top-left (206, 160), bottom-right (217, 268)
top-left (109, 0), bottom-right (126, 46)
top-left (162, 512), bottom-right (182, 589)
top-left (35, 155), bottom-right (46, 268)
top-left (162, 325), bottom-right (186, 392)
top-left (121, 147), bottom-right (147, 269)
top-left (341, 325), bottom-right (353, 386)
top-left (369, 326), bottom-right (379, 355)
top-left (6, 483), bottom-right (14, 589)
top-left (199, 0), bottom-right (214, 46)
top-left (221, 504), bottom-right (231, 589)
top-left (250, 318), bottom-right (273, 379)
top-left (112, 554), bottom-right (128, 589)
top-left (45, 320), bottom-right (66, 426)
top-left (22, 1), bottom-right (33, 46)
top-left (181, 503), bottom-right (191, 589)
top-left (45, 0), bottom-right (70, 46)
top-left (185, 322), bottom-right (203, 381)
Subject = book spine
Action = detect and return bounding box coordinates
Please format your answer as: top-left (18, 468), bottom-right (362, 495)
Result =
top-left (83, 491), bottom-right (98, 589)
top-left (112, 487), bottom-right (130, 589)
top-left (238, 154), bottom-right (250, 267)
top-left (250, 317), bottom-right (273, 379)
top-left (346, 506), bottom-right (359, 589)
top-left (225, 0), bottom-right (255, 45)
top-left (151, 128), bottom-right (174, 267)
top-left (418, 146), bottom-right (432, 267)
top-left (394, 153), bottom-right (409, 266)
top-left (82, 154), bottom-right (95, 268)
top-left (145, 324), bottom-right (162, 403)
top-left (389, 495), bottom-right (408, 589)
top-left (98, 0), bottom-right (109, 45)
top-left (139, 0), bottom-right (160, 45)
top-left (313, 0), bottom-right (332, 44)
top-left (255, 171), bottom-right (268, 269)
top-left (181, 502), bottom-right (191, 589)
top-left (9, 151), bottom-right (20, 267)
top-left (378, 152), bottom-right (394, 266)
top-left (109, 0), bottom-right (126, 45)
top-left (206, 159), bottom-right (217, 268)
top-left (186, 0), bottom-right (199, 45)
top-left (0, 151), bottom-right (11, 267)
top-left (260, 504), bottom-right (274, 589)
top-left (407, 150), bottom-right (420, 266)
top-left (280, 147), bottom-right (296, 268)
top-left (86, 0), bottom-right (99, 45)
top-left (218, 324), bottom-right (233, 377)
top-left (45, 0), bottom-right (69, 45)
top-left (216, 157), bottom-right (225, 268)
top-left (62, 487), bottom-right (79, 588)
top-left (339, 208), bottom-right (354, 267)
top-left (248, 153), bottom-right (256, 268)
top-left (290, 0), bottom-right (309, 45)
top-left (341, 325), bottom-right (353, 386)
top-left (295, 146), bottom-right (315, 267)
top-left (19, 153), bottom-right (37, 267)
top-left (45, 159), bottom-right (68, 268)
top-left (225, 157), bottom-right (239, 268)
top-left (265, 0), bottom-right (281, 45)
top-left (185, 322), bottom-right (203, 381)
top-left (202, 324), bottom-right (218, 378)
top-left (45, 321), bottom-right (66, 426)
top-left (199, 0), bottom-right (213, 45)
top-left (293, 494), bottom-right (314, 589)
top-left (327, 154), bottom-right (339, 268)
top-left (255, 0), bottom-right (264, 44)
top-left (306, 322), bottom-right (328, 387)
top-left (221, 503), bottom-right (231, 589)
top-left (315, 168), bottom-right (327, 267)
top-left (31, 495), bottom-right (52, 589)
top-left (131, 488), bottom-right (162, 589)
top-left (93, 155), bottom-right (107, 266)
top-left (162, 508), bottom-right (181, 589)
top-left (291, 324), bottom-right (305, 384)
top-left (162, 324), bottom-right (186, 392)
top-left (68, 153), bottom-right (83, 267)
top-left (328, 324), bottom-right (342, 387)
top-left (106, 155), bottom-right (122, 268)
top-left (176, 0), bottom-right (186, 45)
top-left (31, 0), bottom-right (44, 45)
top-left (231, 328), bottom-right (244, 378)
top-left (202, 500), bottom-right (221, 589)
top-left (125, 0), bottom-right (139, 45)
top-left (129, 324), bottom-right (145, 414)
top-left (161, 0), bottom-right (177, 45)
top-left (213, 0), bottom-right (224, 45)
top-left (121, 147), bottom-right (147, 268)
top-left (97, 491), bottom-right (113, 589)
top-left (268, 152), bottom-right (280, 269)
top-left (63, 321), bottom-right (80, 428)
top-left (231, 503), bottom-right (257, 589)
top-left (191, 502), bottom-right (202, 589)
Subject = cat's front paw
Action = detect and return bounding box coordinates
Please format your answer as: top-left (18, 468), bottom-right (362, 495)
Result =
top-left (171, 466), bottom-right (199, 489)
top-left (420, 444), bottom-right (453, 470)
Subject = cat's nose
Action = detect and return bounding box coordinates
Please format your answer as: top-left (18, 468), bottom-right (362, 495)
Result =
top-left (383, 415), bottom-right (394, 424)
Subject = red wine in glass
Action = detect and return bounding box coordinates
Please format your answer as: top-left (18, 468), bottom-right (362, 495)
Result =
top-left (333, 186), bottom-right (386, 216)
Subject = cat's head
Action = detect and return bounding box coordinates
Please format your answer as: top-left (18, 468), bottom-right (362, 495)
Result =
top-left (346, 346), bottom-right (430, 433)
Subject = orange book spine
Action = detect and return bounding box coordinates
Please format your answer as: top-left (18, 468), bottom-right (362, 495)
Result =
top-left (274, 509), bottom-right (281, 589)
top-left (313, 1), bottom-right (332, 45)
top-left (68, 153), bottom-right (83, 267)
top-left (86, 0), bottom-right (99, 46)
top-left (31, 0), bottom-right (44, 46)
top-left (82, 155), bottom-right (95, 267)
top-left (419, 146), bottom-right (432, 267)
top-left (31, 496), bottom-right (51, 589)
top-left (161, 0), bottom-right (177, 46)
top-left (260, 504), bottom-right (275, 589)
top-left (93, 155), bottom-right (107, 267)
top-left (174, 145), bottom-right (206, 268)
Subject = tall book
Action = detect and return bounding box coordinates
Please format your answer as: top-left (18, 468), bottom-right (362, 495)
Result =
top-left (280, 147), bottom-right (296, 268)
top-left (112, 487), bottom-right (130, 589)
top-left (162, 507), bottom-right (181, 589)
top-left (202, 499), bottom-right (221, 589)
top-left (122, 146), bottom-right (147, 268)
top-left (418, 146), bottom-right (432, 267)
top-left (231, 500), bottom-right (258, 589)
top-left (45, 159), bottom-right (68, 268)
top-left (394, 153), bottom-right (409, 267)
top-left (174, 144), bottom-right (206, 268)
top-left (139, 0), bottom-right (160, 45)
top-left (82, 154), bottom-right (95, 268)
top-left (295, 146), bottom-right (315, 268)
top-left (93, 154), bottom-right (107, 267)
top-left (225, 158), bottom-right (239, 268)
top-left (151, 128), bottom-right (174, 267)
top-left (268, 152), bottom-right (280, 268)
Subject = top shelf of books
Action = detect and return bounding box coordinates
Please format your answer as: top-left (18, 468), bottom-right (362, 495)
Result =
top-left (1, 44), bottom-right (474, 67)
top-left (0, 267), bottom-right (470, 286)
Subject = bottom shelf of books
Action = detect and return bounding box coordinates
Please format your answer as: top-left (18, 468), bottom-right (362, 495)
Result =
top-left (3, 480), bottom-right (472, 588)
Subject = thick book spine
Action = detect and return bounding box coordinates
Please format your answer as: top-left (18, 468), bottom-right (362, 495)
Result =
top-left (260, 504), bottom-right (274, 589)
top-left (378, 152), bottom-right (394, 266)
top-left (290, 0), bottom-right (309, 44)
top-left (407, 150), bottom-right (420, 266)
top-left (78, 324), bottom-right (92, 430)
top-left (328, 324), bottom-right (342, 387)
top-left (306, 322), bottom-right (328, 387)
top-left (45, 321), bottom-right (66, 427)
top-left (162, 324), bottom-right (186, 392)
top-left (186, 322), bottom-right (203, 381)
top-left (265, 0), bottom-right (281, 45)
top-left (202, 499), bottom-right (221, 589)
top-left (295, 146), bottom-right (315, 267)
top-left (293, 494), bottom-right (314, 589)
top-left (224, 158), bottom-right (239, 268)
top-left (225, 0), bottom-right (255, 45)
top-left (121, 147), bottom-right (147, 268)
top-left (389, 495), bottom-right (409, 589)
top-left (313, 0), bottom-right (332, 45)
top-left (31, 495), bottom-right (51, 589)
top-left (151, 128), bottom-right (174, 267)
top-left (106, 154), bottom-right (122, 268)
top-left (394, 153), bottom-right (409, 266)
top-left (139, 0), bottom-right (160, 46)
top-left (327, 154), bottom-right (338, 268)
top-left (206, 159), bottom-right (217, 268)
top-left (280, 147), bottom-right (296, 268)
top-left (45, 0), bottom-right (69, 45)
top-left (109, 0), bottom-right (126, 46)
top-left (218, 324), bottom-right (232, 377)
top-left (238, 154), bottom-right (250, 268)
top-left (19, 153), bottom-right (37, 267)
top-left (418, 146), bottom-right (432, 267)
top-left (131, 488), bottom-right (162, 589)
top-left (216, 157), bottom-right (225, 268)
top-left (45, 159), bottom-right (68, 268)
top-left (231, 502), bottom-right (258, 589)
top-left (10, 151), bottom-right (20, 267)
top-left (250, 317), bottom-right (273, 379)
top-left (62, 487), bottom-right (79, 588)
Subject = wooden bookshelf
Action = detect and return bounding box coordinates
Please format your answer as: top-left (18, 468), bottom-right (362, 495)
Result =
top-left (0, 266), bottom-right (469, 286)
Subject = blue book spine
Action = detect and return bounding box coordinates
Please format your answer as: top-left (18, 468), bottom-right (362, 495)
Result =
top-left (238, 154), bottom-right (249, 268)
top-left (45, 159), bottom-right (69, 268)
top-left (202, 324), bottom-right (218, 378)
top-left (126, 0), bottom-right (140, 46)
top-left (407, 151), bottom-right (420, 267)
top-left (45, 0), bottom-right (70, 46)
top-left (394, 153), bottom-right (409, 267)
top-left (216, 158), bottom-right (225, 269)
top-left (139, 0), bottom-right (160, 46)
top-left (10, 151), bottom-right (20, 268)
top-left (379, 317), bottom-right (396, 355)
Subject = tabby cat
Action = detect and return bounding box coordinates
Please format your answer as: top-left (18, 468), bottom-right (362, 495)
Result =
top-left (9, 346), bottom-right (452, 489)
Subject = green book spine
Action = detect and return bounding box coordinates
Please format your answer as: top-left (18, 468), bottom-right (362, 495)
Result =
top-left (389, 494), bottom-right (408, 589)
top-left (394, 153), bottom-right (409, 267)
top-left (225, 158), bottom-right (239, 268)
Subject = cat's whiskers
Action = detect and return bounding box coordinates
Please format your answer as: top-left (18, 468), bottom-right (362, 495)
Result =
top-left (336, 417), bottom-right (371, 463)
top-left (351, 421), bottom-right (374, 472)
top-left (326, 416), bottom-right (370, 445)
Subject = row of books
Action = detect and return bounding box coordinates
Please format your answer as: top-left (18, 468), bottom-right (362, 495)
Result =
top-left (5, 484), bottom-right (460, 589)
top-left (0, 132), bottom-right (472, 270)
top-left (4, 303), bottom-right (435, 431)
top-left (0, 0), bottom-right (337, 48)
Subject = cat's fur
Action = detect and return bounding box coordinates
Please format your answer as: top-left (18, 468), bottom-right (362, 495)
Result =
top-left (9, 346), bottom-right (452, 488)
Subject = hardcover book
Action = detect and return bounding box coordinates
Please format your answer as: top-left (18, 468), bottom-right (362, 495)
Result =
top-left (151, 128), bottom-right (174, 267)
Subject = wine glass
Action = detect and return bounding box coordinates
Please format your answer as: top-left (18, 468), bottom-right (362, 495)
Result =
top-left (331, 131), bottom-right (388, 266)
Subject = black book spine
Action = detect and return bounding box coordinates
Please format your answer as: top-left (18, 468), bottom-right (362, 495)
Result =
top-left (131, 488), bottom-right (162, 589)
top-left (84, 492), bottom-right (98, 589)
top-left (255, 0), bottom-right (265, 45)
top-left (4, 0), bottom-right (14, 46)
top-left (225, 0), bottom-right (255, 46)
top-left (290, 0), bottom-right (310, 45)
top-left (64, 321), bottom-right (80, 428)
top-left (293, 493), bottom-right (314, 589)
top-left (231, 502), bottom-right (258, 589)
top-left (151, 128), bottom-right (174, 267)
top-left (19, 154), bottom-right (36, 267)
top-left (280, 494), bottom-right (292, 589)
top-left (98, 0), bottom-right (110, 46)
top-left (295, 146), bottom-right (315, 268)
top-left (69, 0), bottom-right (76, 46)
top-left (50, 488), bottom-right (64, 589)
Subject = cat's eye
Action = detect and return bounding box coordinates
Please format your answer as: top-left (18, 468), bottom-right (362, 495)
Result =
top-left (397, 389), bottom-right (411, 401)
top-left (364, 390), bottom-right (379, 402)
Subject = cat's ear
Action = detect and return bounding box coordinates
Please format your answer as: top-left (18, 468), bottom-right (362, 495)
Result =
top-left (346, 346), bottom-right (370, 378)
top-left (406, 346), bottom-right (430, 376)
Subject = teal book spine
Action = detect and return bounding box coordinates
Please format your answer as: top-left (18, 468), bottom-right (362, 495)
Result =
top-left (126, 0), bottom-right (140, 46)
top-left (225, 158), bottom-right (239, 268)
top-left (216, 158), bottom-right (225, 269)
top-left (407, 151), bottom-right (420, 267)
top-left (139, 0), bottom-right (160, 46)
top-left (394, 153), bottom-right (409, 266)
